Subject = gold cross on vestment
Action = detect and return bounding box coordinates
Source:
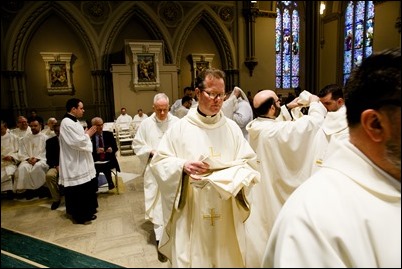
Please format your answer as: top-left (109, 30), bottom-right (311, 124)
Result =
top-left (203, 208), bottom-right (221, 226)
top-left (209, 147), bottom-right (221, 158)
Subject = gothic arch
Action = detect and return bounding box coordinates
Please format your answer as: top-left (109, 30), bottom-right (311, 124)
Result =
top-left (99, 1), bottom-right (174, 70)
top-left (5, 1), bottom-right (99, 71)
top-left (174, 4), bottom-right (237, 71)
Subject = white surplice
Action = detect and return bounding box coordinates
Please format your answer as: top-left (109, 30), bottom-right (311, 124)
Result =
top-left (132, 112), bottom-right (179, 239)
top-left (244, 101), bottom-right (327, 267)
top-left (59, 116), bottom-right (95, 187)
top-left (308, 105), bottom-right (349, 175)
top-left (262, 140), bottom-right (401, 268)
top-left (150, 108), bottom-right (260, 267)
top-left (10, 126), bottom-right (31, 140)
top-left (15, 132), bottom-right (48, 190)
top-left (1, 132), bottom-right (19, 191)
top-left (132, 113), bottom-right (148, 134)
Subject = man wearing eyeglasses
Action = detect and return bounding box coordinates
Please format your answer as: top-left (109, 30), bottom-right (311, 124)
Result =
top-left (150, 68), bottom-right (260, 267)
top-left (244, 87), bottom-right (327, 267)
top-left (262, 48), bottom-right (401, 267)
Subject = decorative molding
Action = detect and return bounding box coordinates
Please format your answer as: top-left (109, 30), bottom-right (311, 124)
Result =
top-left (40, 52), bottom-right (74, 95)
top-left (127, 41), bottom-right (162, 91)
top-left (157, 1), bottom-right (183, 28)
top-left (396, 16), bottom-right (401, 33)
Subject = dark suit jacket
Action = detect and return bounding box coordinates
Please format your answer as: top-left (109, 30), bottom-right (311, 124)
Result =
top-left (91, 131), bottom-right (120, 172)
top-left (46, 135), bottom-right (59, 168)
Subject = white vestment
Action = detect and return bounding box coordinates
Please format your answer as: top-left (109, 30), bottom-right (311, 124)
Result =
top-left (171, 98), bottom-right (197, 117)
top-left (1, 132), bottom-right (19, 191)
top-left (116, 114), bottom-right (133, 125)
top-left (11, 127), bottom-right (32, 140)
top-left (244, 101), bottom-right (327, 267)
top-left (15, 132), bottom-right (48, 190)
top-left (59, 116), bottom-right (95, 187)
top-left (150, 109), bottom-right (260, 267)
top-left (41, 127), bottom-right (56, 140)
top-left (174, 106), bottom-right (189, 119)
top-left (308, 105), bottom-right (349, 175)
top-left (132, 113), bottom-right (179, 240)
top-left (132, 113), bottom-right (148, 134)
top-left (116, 114), bottom-right (133, 133)
top-left (262, 140), bottom-right (401, 268)
top-left (222, 87), bottom-right (254, 140)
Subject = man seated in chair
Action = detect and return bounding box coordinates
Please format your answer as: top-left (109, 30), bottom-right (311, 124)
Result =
top-left (91, 117), bottom-right (120, 190)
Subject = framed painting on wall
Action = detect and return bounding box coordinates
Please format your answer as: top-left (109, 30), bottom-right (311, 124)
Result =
top-left (191, 53), bottom-right (214, 88)
top-left (137, 54), bottom-right (156, 82)
top-left (128, 41), bottom-right (162, 91)
top-left (50, 62), bottom-right (69, 87)
top-left (40, 52), bottom-right (74, 95)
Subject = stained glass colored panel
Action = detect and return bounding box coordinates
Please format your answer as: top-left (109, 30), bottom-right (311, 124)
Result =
top-left (343, 1), bottom-right (375, 85)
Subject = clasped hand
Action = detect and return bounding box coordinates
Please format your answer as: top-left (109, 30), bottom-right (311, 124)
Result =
top-left (184, 161), bottom-right (210, 179)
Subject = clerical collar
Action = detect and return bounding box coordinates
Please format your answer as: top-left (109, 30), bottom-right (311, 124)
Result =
top-left (259, 115), bottom-right (275, 120)
top-left (197, 107), bottom-right (216, 118)
top-left (64, 113), bottom-right (77, 122)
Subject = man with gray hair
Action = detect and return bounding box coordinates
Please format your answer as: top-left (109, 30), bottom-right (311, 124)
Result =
top-left (132, 92), bottom-right (179, 262)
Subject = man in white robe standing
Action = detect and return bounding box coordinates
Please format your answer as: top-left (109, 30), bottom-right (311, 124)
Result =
top-left (262, 47), bottom-right (401, 268)
top-left (150, 68), bottom-right (260, 268)
top-left (221, 86), bottom-right (254, 140)
top-left (1, 120), bottom-right (19, 195)
top-left (244, 89), bottom-right (327, 267)
top-left (59, 98), bottom-right (98, 224)
top-left (14, 119), bottom-right (48, 198)
top-left (308, 83), bottom-right (349, 176)
top-left (132, 93), bottom-right (179, 262)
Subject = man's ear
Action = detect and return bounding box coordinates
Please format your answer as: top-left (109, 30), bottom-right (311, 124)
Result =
top-left (360, 109), bottom-right (384, 143)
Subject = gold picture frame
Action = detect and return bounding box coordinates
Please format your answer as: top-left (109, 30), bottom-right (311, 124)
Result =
top-left (40, 52), bottom-right (74, 95)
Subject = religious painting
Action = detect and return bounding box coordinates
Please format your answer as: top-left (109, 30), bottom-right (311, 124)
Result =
top-left (195, 61), bottom-right (209, 78)
top-left (137, 54), bottom-right (156, 82)
top-left (40, 52), bottom-right (74, 95)
top-left (50, 62), bottom-right (68, 87)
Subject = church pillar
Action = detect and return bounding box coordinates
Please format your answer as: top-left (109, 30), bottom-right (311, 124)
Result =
top-left (305, 2), bottom-right (321, 93)
top-left (3, 70), bottom-right (27, 119)
top-left (224, 69), bottom-right (239, 93)
top-left (91, 69), bottom-right (113, 121)
top-left (243, 1), bottom-right (259, 77)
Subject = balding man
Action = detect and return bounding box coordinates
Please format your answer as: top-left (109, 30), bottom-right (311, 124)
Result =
top-left (244, 89), bottom-right (327, 267)
top-left (41, 117), bottom-right (58, 139)
top-left (91, 117), bottom-right (120, 191)
top-left (262, 47), bottom-right (401, 268)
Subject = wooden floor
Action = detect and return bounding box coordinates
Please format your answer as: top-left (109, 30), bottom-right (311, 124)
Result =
top-left (1, 154), bottom-right (169, 268)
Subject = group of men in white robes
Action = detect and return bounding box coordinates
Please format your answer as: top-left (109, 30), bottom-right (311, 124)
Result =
top-left (262, 47), bottom-right (401, 268)
top-left (14, 119), bottom-right (49, 194)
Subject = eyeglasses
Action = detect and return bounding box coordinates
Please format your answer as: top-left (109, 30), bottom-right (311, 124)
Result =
top-left (201, 90), bottom-right (226, 100)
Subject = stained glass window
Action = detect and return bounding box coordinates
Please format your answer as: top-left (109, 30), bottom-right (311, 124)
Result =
top-left (343, 1), bottom-right (374, 85)
top-left (276, 1), bottom-right (300, 89)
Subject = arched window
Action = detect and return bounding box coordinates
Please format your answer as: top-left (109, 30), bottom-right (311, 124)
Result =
top-left (343, 1), bottom-right (375, 85)
top-left (275, 1), bottom-right (300, 89)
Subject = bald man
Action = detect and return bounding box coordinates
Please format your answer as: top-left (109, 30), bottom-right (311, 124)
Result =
top-left (244, 89), bottom-right (327, 267)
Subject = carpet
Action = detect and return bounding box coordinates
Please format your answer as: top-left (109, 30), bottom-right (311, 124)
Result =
top-left (1, 228), bottom-right (124, 268)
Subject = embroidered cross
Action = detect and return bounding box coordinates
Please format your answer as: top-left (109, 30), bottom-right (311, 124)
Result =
top-left (203, 208), bottom-right (221, 226)
top-left (209, 147), bottom-right (221, 158)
